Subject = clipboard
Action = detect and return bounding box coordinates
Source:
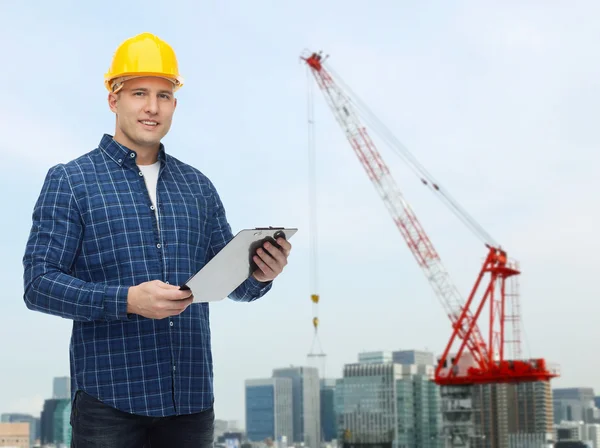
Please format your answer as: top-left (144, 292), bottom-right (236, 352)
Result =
top-left (180, 227), bottom-right (298, 303)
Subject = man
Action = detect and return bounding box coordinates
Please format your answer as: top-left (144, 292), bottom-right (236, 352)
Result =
top-left (22, 32), bottom-right (291, 447)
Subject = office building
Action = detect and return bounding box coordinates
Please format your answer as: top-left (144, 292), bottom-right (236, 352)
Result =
top-left (336, 363), bottom-right (400, 446)
top-left (335, 362), bottom-right (442, 448)
top-left (437, 350), bottom-right (554, 445)
top-left (509, 381), bottom-right (554, 436)
top-left (554, 388), bottom-right (597, 424)
top-left (473, 383), bottom-right (510, 448)
top-left (393, 350), bottom-right (435, 367)
top-left (358, 350), bottom-right (435, 367)
top-left (320, 379), bottom-right (337, 442)
top-left (406, 364), bottom-right (443, 447)
top-left (470, 381), bottom-right (554, 447)
top-left (53, 376), bottom-right (71, 399)
top-left (586, 424), bottom-right (600, 448)
top-left (40, 398), bottom-right (71, 447)
top-left (358, 351), bottom-right (393, 364)
top-left (272, 366), bottom-right (320, 448)
top-left (0, 422), bottom-right (29, 448)
top-left (0, 414), bottom-right (39, 446)
top-left (245, 377), bottom-right (293, 443)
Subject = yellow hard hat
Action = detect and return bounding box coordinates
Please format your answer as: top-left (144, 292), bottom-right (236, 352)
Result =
top-left (104, 32), bottom-right (184, 92)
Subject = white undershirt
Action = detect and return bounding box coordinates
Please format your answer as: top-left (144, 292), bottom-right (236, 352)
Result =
top-left (138, 161), bottom-right (161, 226)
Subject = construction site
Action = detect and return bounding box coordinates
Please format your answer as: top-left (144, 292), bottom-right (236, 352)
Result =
top-left (3, 3), bottom-right (598, 448)
top-left (301, 50), bottom-right (560, 448)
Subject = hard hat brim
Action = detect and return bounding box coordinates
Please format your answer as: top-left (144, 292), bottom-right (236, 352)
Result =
top-left (105, 72), bottom-right (184, 92)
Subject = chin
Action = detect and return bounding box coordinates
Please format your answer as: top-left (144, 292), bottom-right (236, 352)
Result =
top-left (137, 135), bottom-right (163, 147)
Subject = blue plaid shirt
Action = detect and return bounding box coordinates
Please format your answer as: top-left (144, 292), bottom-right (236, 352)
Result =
top-left (23, 134), bottom-right (272, 417)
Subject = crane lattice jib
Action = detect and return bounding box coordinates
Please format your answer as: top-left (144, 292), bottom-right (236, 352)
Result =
top-left (304, 53), bottom-right (490, 370)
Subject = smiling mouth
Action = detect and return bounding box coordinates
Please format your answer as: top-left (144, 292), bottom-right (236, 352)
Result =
top-left (139, 120), bottom-right (159, 127)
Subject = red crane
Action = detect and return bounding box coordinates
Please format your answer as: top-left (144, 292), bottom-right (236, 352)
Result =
top-left (302, 50), bottom-right (557, 387)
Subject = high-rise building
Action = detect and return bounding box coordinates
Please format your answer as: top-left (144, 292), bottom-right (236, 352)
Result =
top-left (245, 378), bottom-right (293, 443)
top-left (53, 376), bottom-right (70, 399)
top-left (586, 424), bottom-right (600, 448)
top-left (438, 350), bottom-right (554, 445)
top-left (335, 361), bottom-right (442, 448)
top-left (405, 364), bottom-right (442, 448)
top-left (470, 380), bottom-right (554, 447)
top-left (272, 366), bottom-right (320, 448)
top-left (0, 414), bottom-right (39, 447)
top-left (393, 350), bottom-right (435, 367)
top-left (509, 381), bottom-right (554, 436)
top-left (554, 388), bottom-right (597, 424)
top-left (320, 379), bottom-right (337, 442)
top-left (472, 384), bottom-right (509, 448)
top-left (336, 363), bottom-right (400, 446)
top-left (0, 422), bottom-right (29, 448)
top-left (358, 351), bottom-right (393, 364)
top-left (40, 398), bottom-right (71, 446)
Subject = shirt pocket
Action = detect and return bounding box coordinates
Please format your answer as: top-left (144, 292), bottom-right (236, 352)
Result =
top-left (161, 193), bottom-right (212, 253)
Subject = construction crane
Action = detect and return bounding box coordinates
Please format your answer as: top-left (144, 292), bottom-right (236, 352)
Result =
top-left (301, 50), bottom-right (559, 444)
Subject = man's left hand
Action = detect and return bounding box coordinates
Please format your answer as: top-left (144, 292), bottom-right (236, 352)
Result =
top-left (251, 237), bottom-right (292, 283)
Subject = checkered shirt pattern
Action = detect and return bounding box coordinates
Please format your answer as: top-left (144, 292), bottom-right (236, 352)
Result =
top-left (23, 134), bottom-right (271, 417)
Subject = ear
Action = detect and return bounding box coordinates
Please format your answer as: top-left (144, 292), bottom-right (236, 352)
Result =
top-left (174, 97), bottom-right (178, 110)
top-left (108, 92), bottom-right (119, 113)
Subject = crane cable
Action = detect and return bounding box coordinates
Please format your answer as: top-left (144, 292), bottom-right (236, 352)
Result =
top-left (325, 63), bottom-right (498, 249)
top-left (306, 65), bottom-right (325, 359)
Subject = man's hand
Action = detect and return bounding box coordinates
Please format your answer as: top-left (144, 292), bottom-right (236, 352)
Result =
top-left (251, 237), bottom-right (292, 283)
top-left (127, 280), bottom-right (194, 319)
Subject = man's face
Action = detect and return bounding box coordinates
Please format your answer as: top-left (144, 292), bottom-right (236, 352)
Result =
top-left (108, 76), bottom-right (177, 153)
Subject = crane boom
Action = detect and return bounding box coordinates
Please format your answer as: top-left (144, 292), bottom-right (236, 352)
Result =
top-left (303, 52), bottom-right (490, 372)
top-left (303, 51), bottom-right (557, 386)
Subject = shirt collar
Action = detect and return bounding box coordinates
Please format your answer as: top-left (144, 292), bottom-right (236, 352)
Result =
top-left (98, 133), bottom-right (168, 167)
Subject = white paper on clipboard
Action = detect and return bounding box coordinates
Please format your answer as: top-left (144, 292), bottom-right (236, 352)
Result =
top-left (180, 227), bottom-right (297, 303)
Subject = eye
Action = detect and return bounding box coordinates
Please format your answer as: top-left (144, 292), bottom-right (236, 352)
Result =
top-left (159, 94), bottom-right (171, 100)
top-left (133, 91), bottom-right (145, 96)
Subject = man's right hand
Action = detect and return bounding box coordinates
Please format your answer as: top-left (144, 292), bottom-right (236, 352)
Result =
top-left (126, 280), bottom-right (194, 319)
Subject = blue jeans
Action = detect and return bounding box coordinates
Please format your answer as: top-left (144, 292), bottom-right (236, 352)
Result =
top-left (70, 390), bottom-right (214, 447)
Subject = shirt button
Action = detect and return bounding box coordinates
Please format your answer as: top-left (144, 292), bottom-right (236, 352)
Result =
top-left (139, 172), bottom-right (143, 177)
top-left (150, 205), bottom-right (155, 210)
top-left (165, 281), bottom-right (170, 284)
top-left (118, 159), bottom-right (122, 163)
top-left (173, 365), bottom-right (176, 371)
top-left (130, 153), bottom-right (135, 158)
top-left (156, 243), bottom-right (161, 249)
top-left (170, 321), bottom-right (174, 327)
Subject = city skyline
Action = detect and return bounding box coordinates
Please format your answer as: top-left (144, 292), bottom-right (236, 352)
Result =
top-left (1, 0), bottom-right (598, 427)
top-left (6, 356), bottom-right (600, 431)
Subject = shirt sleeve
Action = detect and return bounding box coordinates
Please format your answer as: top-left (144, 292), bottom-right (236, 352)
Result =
top-left (22, 165), bottom-right (131, 321)
top-left (206, 179), bottom-right (272, 302)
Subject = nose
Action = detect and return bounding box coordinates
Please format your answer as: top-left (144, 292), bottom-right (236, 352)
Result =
top-left (144, 95), bottom-right (159, 115)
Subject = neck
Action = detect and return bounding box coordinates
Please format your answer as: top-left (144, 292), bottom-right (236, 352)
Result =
top-left (113, 133), bottom-right (160, 165)
top-left (134, 150), bottom-right (159, 166)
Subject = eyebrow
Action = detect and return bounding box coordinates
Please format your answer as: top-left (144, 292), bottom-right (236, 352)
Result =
top-left (130, 87), bottom-right (173, 95)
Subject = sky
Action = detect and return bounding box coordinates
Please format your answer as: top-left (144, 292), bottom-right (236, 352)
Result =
top-left (0, 0), bottom-right (599, 426)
